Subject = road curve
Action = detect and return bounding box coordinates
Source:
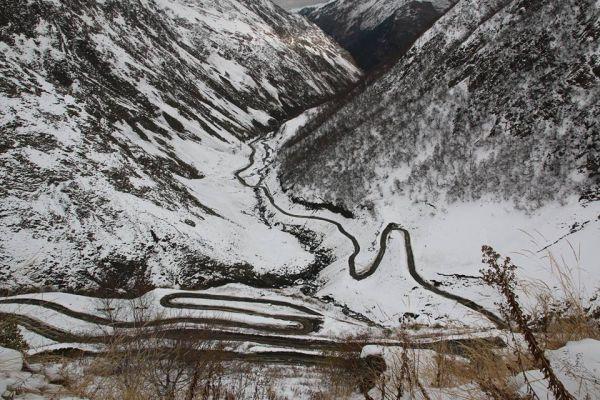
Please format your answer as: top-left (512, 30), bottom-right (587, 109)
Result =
top-left (0, 293), bottom-right (322, 336)
top-left (0, 295), bottom-right (503, 355)
top-left (235, 138), bottom-right (507, 329)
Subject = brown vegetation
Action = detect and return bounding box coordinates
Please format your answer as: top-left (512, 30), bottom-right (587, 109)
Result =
top-left (322, 246), bottom-right (600, 400)
top-left (19, 247), bottom-right (598, 400)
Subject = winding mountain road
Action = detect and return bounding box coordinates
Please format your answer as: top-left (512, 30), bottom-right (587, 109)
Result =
top-left (0, 130), bottom-right (508, 371)
top-left (236, 137), bottom-right (507, 329)
top-left (0, 293), bottom-right (501, 361)
top-left (0, 293), bottom-right (321, 336)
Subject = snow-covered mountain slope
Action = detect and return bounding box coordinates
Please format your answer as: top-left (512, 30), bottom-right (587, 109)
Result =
top-left (281, 0), bottom-right (599, 211)
top-left (299, 0), bottom-right (457, 71)
top-left (275, 0), bottom-right (600, 318)
top-left (0, 0), bottom-right (360, 294)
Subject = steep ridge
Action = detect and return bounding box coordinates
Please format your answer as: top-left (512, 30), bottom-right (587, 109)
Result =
top-left (281, 0), bottom-right (599, 211)
top-left (0, 0), bottom-right (360, 293)
top-left (300, 0), bottom-right (457, 71)
top-left (276, 0), bottom-right (600, 311)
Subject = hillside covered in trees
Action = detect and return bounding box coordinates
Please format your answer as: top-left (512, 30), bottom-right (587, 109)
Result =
top-left (280, 0), bottom-right (599, 212)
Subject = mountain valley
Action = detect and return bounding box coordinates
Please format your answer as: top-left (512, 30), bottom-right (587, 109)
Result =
top-left (0, 0), bottom-right (599, 398)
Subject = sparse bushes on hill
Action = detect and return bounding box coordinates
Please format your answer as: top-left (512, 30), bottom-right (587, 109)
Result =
top-left (0, 316), bottom-right (28, 351)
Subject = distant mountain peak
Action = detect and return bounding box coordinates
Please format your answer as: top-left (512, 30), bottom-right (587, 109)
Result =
top-left (300, 0), bottom-right (457, 71)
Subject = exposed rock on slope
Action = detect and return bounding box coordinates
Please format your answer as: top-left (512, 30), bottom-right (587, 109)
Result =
top-left (0, 0), bottom-right (360, 293)
top-left (300, 0), bottom-right (457, 71)
top-left (280, 0), bottom-right (600, 211)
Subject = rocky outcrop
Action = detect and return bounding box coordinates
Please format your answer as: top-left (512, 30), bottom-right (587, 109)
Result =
top-left (300, 0), bottom-right (456, 71)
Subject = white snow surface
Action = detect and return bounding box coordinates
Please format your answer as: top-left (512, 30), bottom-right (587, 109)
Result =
top-left (0, 348), bottom-right (23, 372)
top-left (516, 339), bottom-right (600, 399)
top-left (0, 345), bottom-right (88, 399)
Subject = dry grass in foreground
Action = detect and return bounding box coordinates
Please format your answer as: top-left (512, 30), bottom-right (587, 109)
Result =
top-left (18, 247), bottom-right (599, 400)
top-left (345, 246), bottom-right (600, 400)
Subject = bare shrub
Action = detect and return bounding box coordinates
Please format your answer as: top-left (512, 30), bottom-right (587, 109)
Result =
top-left (63, 296), bottom-right (227, 400)
top-left (481, 245), bottom-right (575, 400)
